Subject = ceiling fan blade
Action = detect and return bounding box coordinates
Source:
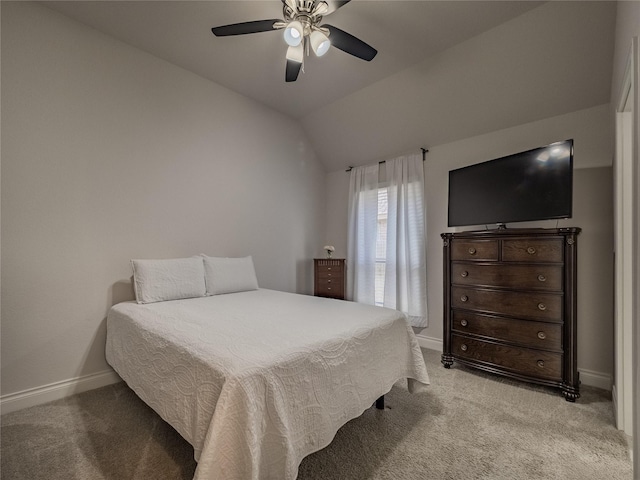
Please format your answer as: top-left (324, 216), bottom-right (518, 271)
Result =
top-left (285, 60), bottom-right (302, 82)
top-left (212, 19), bottom-right (281, 37)
top-left (323, 1), bottom-right (352, 15)
top-left (323, 24), bottom-right (377, 61)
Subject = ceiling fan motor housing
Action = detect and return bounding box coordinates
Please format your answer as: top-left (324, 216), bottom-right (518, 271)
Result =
top-left (294, 1), bottom-right (319, 15)
top-left (284, 0), bottom-right (326, 35)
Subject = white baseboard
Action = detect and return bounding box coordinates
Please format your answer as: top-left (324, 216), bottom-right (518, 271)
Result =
top-left (578, 367), bottom-right (612, 391)
top-left (416, 334), bottom-right (443, 352)
top-left (612, 385), bottom-right (619, 424)
top-left (0, 369), bottom-right (122, 415)
top-left (0, 344), bottom-right (613, 415)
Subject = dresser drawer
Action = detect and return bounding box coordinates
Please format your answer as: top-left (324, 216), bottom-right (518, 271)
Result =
top-left (451, 240), bottom-right (498, 261)
top-left (316, 265), bottom-right (344, 276)
top-left (316, 277), bottom-right (343, 290)
top-left (452, 334), bottom-right (562, 381)
top-left (451, 263), bottom-right (563, 291)
top-left (451, 286), bottom-right (563, 322)
top-left (502, 239), bottom-right (563, 263)
top-left (317, 270), bottom-right (344, 280)
top-left (316, 279), bottom-right (344, 299)
top-left (452, 310), bottom-right (562, 352)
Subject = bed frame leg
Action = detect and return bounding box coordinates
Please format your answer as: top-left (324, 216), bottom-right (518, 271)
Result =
top-left (375, 395), bottom-right (384, 410)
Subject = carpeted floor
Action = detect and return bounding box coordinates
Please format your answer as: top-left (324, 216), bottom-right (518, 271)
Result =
top-left (1, 349), bottom-right (633, 479)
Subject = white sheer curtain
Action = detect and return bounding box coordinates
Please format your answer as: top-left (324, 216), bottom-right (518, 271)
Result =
top-left (347, 164), bottom-right (379, 305)
top-left (383, 154), bottom-right (427, 327)
top-left (347, 154), bottom-right (428, 327)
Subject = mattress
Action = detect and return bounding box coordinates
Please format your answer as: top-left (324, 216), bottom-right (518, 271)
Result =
top-left (106, 288), bottom-right (430, 480)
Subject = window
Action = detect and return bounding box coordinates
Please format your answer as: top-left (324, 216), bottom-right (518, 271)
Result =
top-left (347, 154), bottom-right (427, 327)
top-left (375, 187), bottom-right (387, 306)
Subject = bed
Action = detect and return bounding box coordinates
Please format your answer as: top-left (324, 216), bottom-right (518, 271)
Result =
top-left (106, 257), bottom-right (429, 480)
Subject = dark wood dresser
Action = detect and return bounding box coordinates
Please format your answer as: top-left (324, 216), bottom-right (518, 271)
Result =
top-left (441, 228), bottom-right (581, 401)
top-left (314, 258), bottom-right (346, 300)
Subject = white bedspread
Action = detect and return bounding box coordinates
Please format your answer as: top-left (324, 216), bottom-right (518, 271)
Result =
top-left (106, 289), bottom-right (429, 480)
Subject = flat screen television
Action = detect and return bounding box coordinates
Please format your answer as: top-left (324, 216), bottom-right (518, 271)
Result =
top-left (448, 139), bottom-right (573, 228)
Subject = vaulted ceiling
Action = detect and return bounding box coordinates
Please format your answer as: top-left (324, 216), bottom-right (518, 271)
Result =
top-left (44, 1), bottom-right (616, 171)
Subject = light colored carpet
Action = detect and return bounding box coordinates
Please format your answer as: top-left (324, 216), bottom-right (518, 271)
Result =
top-left (1, 349), bottom-right (633, 479)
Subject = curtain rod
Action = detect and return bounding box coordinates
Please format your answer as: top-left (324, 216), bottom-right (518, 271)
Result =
top-left (345, 148), bottom-right (428, 172)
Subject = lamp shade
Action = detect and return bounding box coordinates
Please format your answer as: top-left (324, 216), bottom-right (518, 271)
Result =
top-left (284, 20), bottom-right (303, 47)
top-left (286, 43), bottom-right (304, 63)
top-left (310, 30), bottom-right (330, 56)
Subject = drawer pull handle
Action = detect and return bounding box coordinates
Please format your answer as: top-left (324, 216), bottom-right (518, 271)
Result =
top-left (537, 360), bottom-right (545, 368)
top-left (538, 303), bottom-right (546, 311)
top-left (327, 267), bottom-right (332, 271)
top-left (468, 247), bottom-right (477, 255)
top-left (460, 271), bottom-right (469, 278)
top-left (537, 331), bottom-right (547, 340)
top-left (537, 274), bottom-right (546, 282)
top-left (327, 287), bottom-right (331, 290)
top-left (460, 319), bottom-right (468, 327)
top-left (461, 295), bottom-right (468, 302)
top-left (461, 344), bottom-right (468, 352)
top-left (527, 247), bottom-right (536, 255)
top-left (327, 280), bottom-right (331, 283)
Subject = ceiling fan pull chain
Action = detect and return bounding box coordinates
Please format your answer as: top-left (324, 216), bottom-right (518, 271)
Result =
top-left (302, 37), bottom-right (307, 74)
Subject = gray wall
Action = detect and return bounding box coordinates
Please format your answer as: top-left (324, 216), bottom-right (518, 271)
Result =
top-left (303, 1), bottom-right (616, 173)
top-left (611, 1), bottom-right (640, 105)
top-left (0, 0), bottom-right (630, 403)
top-left (325, 104), bottom-right (615, 385)
top-left (1, 2), bottom-right (326, 397)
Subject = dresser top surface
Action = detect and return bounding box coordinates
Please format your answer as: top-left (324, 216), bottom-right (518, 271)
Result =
top-left (441, 227), bottom-right (581, 240)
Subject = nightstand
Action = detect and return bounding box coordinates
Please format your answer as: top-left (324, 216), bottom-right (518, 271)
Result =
top-left (314, 258), bottom-right (346, 299)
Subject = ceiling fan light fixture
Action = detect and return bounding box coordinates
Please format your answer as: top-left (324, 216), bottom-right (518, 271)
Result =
top-left (286, 43), bottom-right (304, 63)
top-left (284, 20), bottom-right (304, 46)
top-left (310, 30), bottom-right (330, 57)
top-left (211, 0), bottom-right (375, 82)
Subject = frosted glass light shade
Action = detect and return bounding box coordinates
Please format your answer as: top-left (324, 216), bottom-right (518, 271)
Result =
top-left (286, 44), bottom-right (304, 63)
top-left (310, 30), bottom-right (330, 56)
top-left (284, 21), bottom-right (303, 47)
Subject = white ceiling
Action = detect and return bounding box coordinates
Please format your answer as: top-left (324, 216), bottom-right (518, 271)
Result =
top-left (44, 1), bottom-right (543, 119)
top-left (42, 1), bottom-right (616, 172)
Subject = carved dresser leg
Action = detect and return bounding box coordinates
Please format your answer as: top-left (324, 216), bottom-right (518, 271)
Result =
top-left (441, 354), bottom-right (454, 369)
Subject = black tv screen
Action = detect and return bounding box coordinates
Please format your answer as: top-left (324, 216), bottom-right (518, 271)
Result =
top-left (448, 140), bottom-right (573, 227)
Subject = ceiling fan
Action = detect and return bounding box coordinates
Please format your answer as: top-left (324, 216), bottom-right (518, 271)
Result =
top-left (211, 0), bottom-right (377, 82)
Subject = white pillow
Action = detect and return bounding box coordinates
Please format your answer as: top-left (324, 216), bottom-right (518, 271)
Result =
top-left (131, 257), bottom-right (206, 304)
top-left (203, 256), bottom-right (259, 295)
